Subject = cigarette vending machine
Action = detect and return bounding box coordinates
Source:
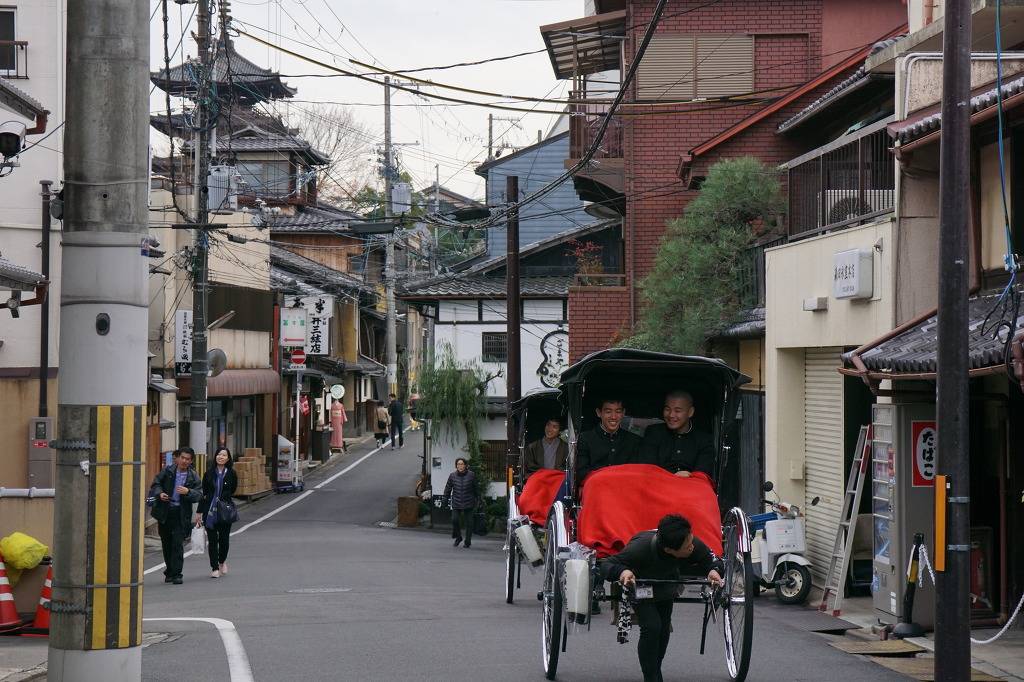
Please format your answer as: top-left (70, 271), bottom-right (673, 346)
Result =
top-left (871, 403), bottom-right (936, 628)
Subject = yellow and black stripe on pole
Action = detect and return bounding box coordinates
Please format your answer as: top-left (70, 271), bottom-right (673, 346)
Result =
top-left (86, 405), bottom-right (145, 650)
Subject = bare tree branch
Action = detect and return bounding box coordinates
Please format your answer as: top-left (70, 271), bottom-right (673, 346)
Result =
top-left (292, 104), bottom-right (376, 206)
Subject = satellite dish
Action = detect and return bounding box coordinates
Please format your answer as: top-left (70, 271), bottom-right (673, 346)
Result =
top-left (330, 384), bottom-right (345, 400)
top-left (207, 348), bottom-right (227, 378)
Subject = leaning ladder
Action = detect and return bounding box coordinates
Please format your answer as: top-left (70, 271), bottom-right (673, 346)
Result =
top-left (818, 424), bottom-right (871, 617)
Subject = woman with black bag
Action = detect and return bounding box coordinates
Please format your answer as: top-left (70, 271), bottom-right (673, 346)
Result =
top-left (195, 447), bottom-right (239, 578)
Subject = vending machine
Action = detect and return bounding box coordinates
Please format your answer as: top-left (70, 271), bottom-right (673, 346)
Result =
top-left (870, 402), bottom-right (936, 628)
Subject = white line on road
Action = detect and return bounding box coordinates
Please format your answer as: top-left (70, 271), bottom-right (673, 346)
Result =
top-left (144, 431), bottom-right (407, 576)
top-left (144, 617), bottom-right (254, 682)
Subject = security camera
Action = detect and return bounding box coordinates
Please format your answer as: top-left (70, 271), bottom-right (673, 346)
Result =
top-left (5, 290), bottom-right (21, 318)
top-left (0, 121), bottom-right (27, 159)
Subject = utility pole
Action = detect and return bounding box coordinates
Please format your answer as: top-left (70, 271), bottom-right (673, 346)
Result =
top-left (383, 75), bottom-right (398, 396)
top-left (50, 0), bottom-right (149, 678)
top-left (505, 176), bottom-right (521, 462)
top-left (189, 0), bottom-right (215, 466)
top-left (934, 0), bottom-right (972, 678)
top-left (488, 113), bottom-right (493, 160)
top-left (38, 180), bottom-right (52, 420)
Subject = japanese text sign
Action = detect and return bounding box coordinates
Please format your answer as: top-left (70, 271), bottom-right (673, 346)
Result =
top-left (912, 420), bottom-right (937, 487)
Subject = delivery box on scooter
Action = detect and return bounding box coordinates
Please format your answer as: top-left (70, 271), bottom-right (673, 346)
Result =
top-left (765, 518), bottom-right (805, 554)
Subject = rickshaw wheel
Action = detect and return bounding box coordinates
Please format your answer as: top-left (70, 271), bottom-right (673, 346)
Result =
top-left (505, 522), bottom-right (517, 604)
top-left (722, 510), bottom-right (754, 681)
top-left (541, 516), bottom-right (562, 680)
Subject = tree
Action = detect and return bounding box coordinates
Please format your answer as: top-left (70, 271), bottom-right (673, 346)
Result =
top-left (349, 171), bottom-right (427, 219)
top-left (293, 104), bottom-right (375, 206)
top-left (627, 157), bottom-right (783, 354)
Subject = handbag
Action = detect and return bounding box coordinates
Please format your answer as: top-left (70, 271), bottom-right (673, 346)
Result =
top-left (190, 525), bottom-right (207, 555)
top-left (205, 470), bottom-right (239, 528)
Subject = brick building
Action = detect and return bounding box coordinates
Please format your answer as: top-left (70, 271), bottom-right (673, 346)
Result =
top-left (539, 0), bottom-right (906, 362)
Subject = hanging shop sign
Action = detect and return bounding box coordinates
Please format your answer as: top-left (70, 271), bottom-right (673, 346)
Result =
top-left (174, 309), bottom-right (193, 376)
top-left (280, 307), bottom-right (308, 347)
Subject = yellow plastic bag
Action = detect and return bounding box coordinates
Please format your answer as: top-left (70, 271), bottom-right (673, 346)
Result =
top-left (0, 532), bottom-right (49, 570)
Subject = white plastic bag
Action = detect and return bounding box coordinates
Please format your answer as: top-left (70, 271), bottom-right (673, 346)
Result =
top-left (190, 525), bottom-right (207, 555)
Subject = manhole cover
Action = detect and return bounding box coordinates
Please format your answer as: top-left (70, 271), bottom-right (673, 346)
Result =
top-left (287, 587), bottom-right (353, 594)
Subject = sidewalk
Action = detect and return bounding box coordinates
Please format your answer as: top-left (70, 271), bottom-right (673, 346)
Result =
top-left (832, 595), bottom-right (1024, 682)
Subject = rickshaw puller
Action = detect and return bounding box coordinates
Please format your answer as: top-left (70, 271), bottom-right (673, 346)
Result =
top-left (600, 514), bottom-right (724, 682)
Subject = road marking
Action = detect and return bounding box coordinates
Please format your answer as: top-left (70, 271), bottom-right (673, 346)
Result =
top-left (144, 617), bottom-right (254, 682)
top-left (144, 432), bottom-right (407, 576)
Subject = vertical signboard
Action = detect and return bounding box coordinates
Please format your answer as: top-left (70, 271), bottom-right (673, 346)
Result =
top-left (280, 307), bottom-right (308, 347)
top-left (174, 309), bottom-right (193, 376)
top-left (911, 420), bottom-right (937, 487)
top-left (306, 316), bottom-right (329, 355)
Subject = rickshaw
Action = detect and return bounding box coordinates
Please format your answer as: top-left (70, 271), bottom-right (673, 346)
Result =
top-left (505, 388), bottom-right (566, 605)
top-left (529, 349), bottom-right (755, 681)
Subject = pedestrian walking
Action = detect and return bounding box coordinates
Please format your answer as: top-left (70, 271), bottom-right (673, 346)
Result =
top-left (374, 403), bottom-right (391, 447)
top-left (442, 458), bottom-right (478, 549)
top-left (387, 393), bottom-right (404, 449)
top-left (148, 447), bottom-right (201, 585)
top-left (196, 447), bottom-right (238, 579)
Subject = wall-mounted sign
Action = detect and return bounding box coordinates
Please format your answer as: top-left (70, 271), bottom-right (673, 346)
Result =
top-left (306, 316), bottom-right (329, 356)
top-left (280, 307), bottom-right (308, 347)
top-left (911, 420), bottom-right (937, 487)
top-left (174, 310), bottom-right (193, 376)
top-left (292, 294), bottom-right (334, 320)
top-left (537, 329), bottom-right (569, 388)
top-left (833, 248), bottom-right (873, 300)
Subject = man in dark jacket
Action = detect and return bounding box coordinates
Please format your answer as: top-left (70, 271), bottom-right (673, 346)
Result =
top-left (601, 514), bottom-right (724, 682)
top-left (387, 393), bottom-right (404, 449)
top-left (576, 397), bottom-right (642, 483)
top-left (641, 390), bottom-right (716, 479)
top-left (442, 457), bottom-right (478, 548)
top-left (149, 447), bottom-right (202, 584)
top-left (523, 417), bottom-right (567, 477)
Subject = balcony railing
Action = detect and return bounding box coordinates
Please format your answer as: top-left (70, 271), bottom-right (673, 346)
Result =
top-left (0, 41), bottom-right (28, 79)
top-left (569, 91), bottom-right (623, 160)
top-left (786, 118), bottom-right (895, 239)
top-left (737, 237), bottom-right (785, 308)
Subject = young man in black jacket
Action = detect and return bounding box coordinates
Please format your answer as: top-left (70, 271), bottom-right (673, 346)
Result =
top-left (576, 397), bottom-right (642, 483)
top-left (601, 514), bottom-right (724, 682)
top-left (149, 448), bottom-right (202, 584)
top-left (640, 390), bottom-right (716, 479)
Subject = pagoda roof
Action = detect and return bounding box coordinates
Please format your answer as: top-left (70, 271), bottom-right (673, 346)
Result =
top-left (151, 38), bottom-right (295, 104)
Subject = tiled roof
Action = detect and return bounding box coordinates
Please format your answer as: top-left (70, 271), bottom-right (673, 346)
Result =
top-left (894, 74), bottom-right (1024, 144)
top-left (854, 288), bottom-right (1024, 373)
top-left (400, 275), bottom-right (572, 299)
top-left (716, 307), bottom-right (765, 339)
top-left (184, 133), bottom-right (329, 165)
top-left (270, 246), bottom-right (366, 293)
top-left (0, 78), bottom-right (46, 119)
top-left (0, 256), bottom-right (45, 290)
top-left (459, 219), bottom-right (618, 276)
top-left (270, 266), bottom-right (327, 297)
top-left (268, 204), bottom-right (361, 233)
top-left (151, 39), bottom-right (296, 100)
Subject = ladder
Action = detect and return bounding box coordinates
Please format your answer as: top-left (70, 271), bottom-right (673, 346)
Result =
top-left (819, 424), bottom-right (871, 616)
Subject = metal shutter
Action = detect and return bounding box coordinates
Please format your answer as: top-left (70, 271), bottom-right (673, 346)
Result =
top-left (636, 34), bottom-right (695, 101)
top-left (803, 347), bottom-right (844, 586)
top-left (695, 34), bottom-right (754, 98)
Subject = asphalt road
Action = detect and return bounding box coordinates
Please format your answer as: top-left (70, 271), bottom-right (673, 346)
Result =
top-left (140, 431), bottom-right (909, 681)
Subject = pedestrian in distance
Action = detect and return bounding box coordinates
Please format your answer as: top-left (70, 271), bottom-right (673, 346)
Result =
top-left (387, 392), bottom-right (405, 449)
top-left (600, 514), bottom-right (724, 682)
top-left (148, 447), bottom-right (201, 585)
top-left (196, 447), bottom-right (238, 579)
top-left (443, 457), bottom-right (478, 548)
top-left (374, 402), bottom-right (391, 448)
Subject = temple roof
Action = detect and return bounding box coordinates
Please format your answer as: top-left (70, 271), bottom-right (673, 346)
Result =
top-left (151, 38), bottom-right (295, 104)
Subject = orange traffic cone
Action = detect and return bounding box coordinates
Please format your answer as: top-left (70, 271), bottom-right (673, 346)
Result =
top-left (0, 554), bottom-right (23, 633)
top-left (21, 565), bottom-right (51, 637)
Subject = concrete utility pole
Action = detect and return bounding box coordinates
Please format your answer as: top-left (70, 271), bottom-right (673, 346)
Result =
top-left (50, 0), bottom-right (150, 678)
top-left (505, 176), bottom-right (521, 457)
top-left (488, 113), bottom-right (493, 160)
top-left (189, 0), bottom-right (214, 465)
top-left (383, 75), bottom-right (398, 396)
top-left (934, 0), bottom-right (972, 678)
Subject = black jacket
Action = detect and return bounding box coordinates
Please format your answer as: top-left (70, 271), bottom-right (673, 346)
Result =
top-left (443, 470), bottom-right (478, 511)
top-left (523, 437), bottom-right (568, 475)
top-left (148, 465), bottom-right (201, 528)
top-left (576, 427), bottom-right (642, 482)
top-left (640, 423), bottom-right (716, 478)
top-left (388, 399), bottom-right (404, 423)
top-left (600, 530), bottom-right (723, 601)
top-left (197, 466), bottom-right (238, 519)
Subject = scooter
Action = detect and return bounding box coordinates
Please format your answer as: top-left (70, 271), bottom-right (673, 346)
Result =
top-left (749, 481), bottom-right (818, 604)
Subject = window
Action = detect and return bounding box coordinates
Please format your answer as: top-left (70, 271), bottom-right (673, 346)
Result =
top-left (0, 9), bottom-right (15, 74)
top-left (636, 33), bottom-right (753, 101)
top-left (481, 332), bottom-right (507, 363)
top-left (237, 161), bottom-right (292, 197)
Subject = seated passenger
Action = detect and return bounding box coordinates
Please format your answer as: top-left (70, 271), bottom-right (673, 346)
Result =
top-left (523, 417), bottom-right (567, 477)
top-left (576, 397), bottom-right (642, 482)
top-left (641, 390), bottom-right (716, 479)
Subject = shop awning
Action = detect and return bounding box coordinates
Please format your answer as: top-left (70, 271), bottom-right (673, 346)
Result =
top-left (149, 375), bottom-right (178, 393)
top-left (176, 368), bottom-right (281, 398)
top-left (540, 10), bottom-right (626, 79)
top-left (842, 288), bottom-right (1024, 382)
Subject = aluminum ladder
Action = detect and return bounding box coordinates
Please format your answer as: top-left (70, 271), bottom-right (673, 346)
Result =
top-left (818, 424), bottom-right (871, 616)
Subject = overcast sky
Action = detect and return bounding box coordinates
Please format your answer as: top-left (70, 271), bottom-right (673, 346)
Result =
top-left (149, 0), bottom-right (585, 200)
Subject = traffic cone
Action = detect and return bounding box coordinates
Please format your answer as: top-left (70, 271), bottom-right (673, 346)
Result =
top-left (0, 554), bottom-right (23, 633)
top-left (21, 565), bottom-right (51, 637)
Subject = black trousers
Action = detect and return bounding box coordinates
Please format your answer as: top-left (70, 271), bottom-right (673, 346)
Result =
top-left (207, 522), bottom-right (232, 569)
top-left (389, 420), bottom-right (404, 447)
top-left (450, 508), bottom-right (473, 545)
top-left (634, 600), bottom-right (674, 681)
top-left (158, 506), bottom-right (186, 578)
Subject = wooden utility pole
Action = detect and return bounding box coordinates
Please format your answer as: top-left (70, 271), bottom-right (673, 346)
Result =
top-left (383, 75), bottom-right (398, 395)
top-left (50, 0), bottom-right (150, 678)
top-left (505, 176), bottom-right (521, 454)
top-left (935, 0), bottom-right (972, 678)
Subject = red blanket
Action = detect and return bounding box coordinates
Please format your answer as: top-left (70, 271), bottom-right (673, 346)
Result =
top-left (577, 464), bottom-right (722, 557)
top-left (517, 469), bottom-right (566, 526)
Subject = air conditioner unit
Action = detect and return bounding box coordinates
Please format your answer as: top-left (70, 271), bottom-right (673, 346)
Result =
top-left (816, 189), bottom-right (894, 227)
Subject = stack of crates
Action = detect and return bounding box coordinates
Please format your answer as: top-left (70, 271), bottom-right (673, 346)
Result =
top-left (234, 448), bottom-right (271, 496)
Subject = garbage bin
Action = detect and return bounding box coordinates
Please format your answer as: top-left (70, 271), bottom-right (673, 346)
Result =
top-left (312, 429), bottom-right (330, 462)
